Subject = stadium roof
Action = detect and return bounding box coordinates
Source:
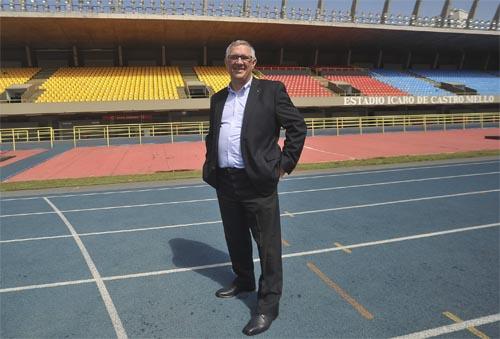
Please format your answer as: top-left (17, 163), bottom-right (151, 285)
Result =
top-left (1, 13), bottom-right (498, 52)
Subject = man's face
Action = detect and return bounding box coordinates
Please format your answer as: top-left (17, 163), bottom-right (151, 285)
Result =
top-left (225, 44), bottom-right (256, 85)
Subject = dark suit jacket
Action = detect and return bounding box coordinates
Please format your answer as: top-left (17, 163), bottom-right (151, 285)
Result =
top-left (203, 78), bottom-right (307, 196)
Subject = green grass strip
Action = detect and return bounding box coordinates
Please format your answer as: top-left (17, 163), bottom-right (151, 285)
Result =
top-left (1, 149), bottom-right (498, 192)
top-left (295, 149), bottom-right (500, 171)
top-left (0, 170), bottom-right (202, 192)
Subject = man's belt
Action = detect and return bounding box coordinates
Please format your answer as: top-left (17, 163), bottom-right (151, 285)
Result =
top-left (217, 167), bottom-right (246, 175)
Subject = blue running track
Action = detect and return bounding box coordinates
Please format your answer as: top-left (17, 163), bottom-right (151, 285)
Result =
top-left (1, 158), bottom-right (499, 338)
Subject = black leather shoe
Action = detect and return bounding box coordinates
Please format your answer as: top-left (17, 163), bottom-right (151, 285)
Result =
top-left (215, 284), bottom-right (255, 298)
top-left (242, 314), bottom-right (274, 336)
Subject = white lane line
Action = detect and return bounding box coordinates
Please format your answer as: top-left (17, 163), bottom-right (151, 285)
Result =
top-left (334, 242), bottom-right (352, 254)
top-left (303, 145), bottom-right (356, 159)
top-left (61, 197), bottom-right (217, 213)
top-left (283, 223), bottom-right (500, 259)
top-left (0, 220), bottom-right (222, 244)
top-left (104, 223), bottom-right (499, 282)
top-left (76, 220), bottom-right (221, 237)
top-left (392, 313), bottom-right (500, 339)
top-left (103, 262), bottom-right (234, 282)
top-left (0, 198), bottom-right (217, 217)
top-left (0, 234), bottom-right (74, 243)
top-left (2, 160), bottom-right (498, 202)
top-left (49, 184), bottom-right (208, 199)
top-left (0, 278), bottom-right (96, 293)
top-left (280, 172), bottom-right (499, 195)
top-left (442, 311), bottom-right (490, 339)
top-left (0, 184), bottom-right (208, 202)
top-left (284, 160), bottom-right (500, 182)
top-left (2, 172), bottom-right (498, 218)
top-left (0, 211), bottom-right (57, 218)
top-left (289, 189), bottom-right (500, 217)
top-left (43, 198), bottom-right (128, 339)
top-left (2, 222), bottom-right (498, 293)
top-left (2, 190), bottom-right (498, 244)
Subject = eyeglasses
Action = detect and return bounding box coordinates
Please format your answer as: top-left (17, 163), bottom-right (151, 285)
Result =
top-left (227, 54), bottom-right (254, 62)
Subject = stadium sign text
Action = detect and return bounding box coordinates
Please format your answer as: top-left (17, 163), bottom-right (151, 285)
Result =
top-left (343, 95), bottom-right (495, 106)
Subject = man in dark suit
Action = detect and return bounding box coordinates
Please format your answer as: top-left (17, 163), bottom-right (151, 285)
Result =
top-left (203, 40), bottom-right (306, 336)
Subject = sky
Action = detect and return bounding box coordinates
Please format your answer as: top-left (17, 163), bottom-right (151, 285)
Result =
top-left (248, 0), bottom-right (499, 20)
top-left (18, 0), bottom-right (499, 21)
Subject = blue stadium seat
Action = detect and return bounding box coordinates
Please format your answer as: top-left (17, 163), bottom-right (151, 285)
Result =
top-left (412, 70), bottom-right (500, 95)
top-left (369, 69), bottom-right (452, 96)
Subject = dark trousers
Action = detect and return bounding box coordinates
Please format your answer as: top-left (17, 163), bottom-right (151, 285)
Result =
top-left (216, 167), bottom-right (282, 318)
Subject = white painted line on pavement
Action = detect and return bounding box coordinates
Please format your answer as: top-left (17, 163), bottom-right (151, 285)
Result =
top-left (2, 189), bottom-right (498, 244)
top-left (43, 197), bottom-right (128, 339)
top-left (442, 311), bottom-right (490, 339)
top-left (3, 189), bottom-right (498, 244)
top-left (289, 189), bottom-right (500, 217)
top-left (0, 210), bottom-right (57, 218)
top-left (0, 197), bottom-right (217, 217)
top-left (0, 278), bottom-right (96, 293)
top-left (282, 223), bottom-right (499, 259)
top-left (303, 145), bottom-right (356, 159)
top-left (284, 160), bottom-right (499, 182)
top-left (392, 313), bottom-right (500, 338)
top-left (0, 184), bottom-right (208, 202)
top-left (2, 172), bottom-right (498, 218)
top-left (2, 222), bottom-right (498, 293)
top-left (2, 160), bottom-right (497, 202)
top-left (280, 172), bottom-right (499, 195)
top-left (0, 220), bottom-right (222, 244)
top-left (0, 234), bottom-right (74, 243)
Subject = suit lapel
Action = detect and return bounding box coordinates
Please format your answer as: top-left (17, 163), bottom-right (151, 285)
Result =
top-left (211, 88), bottom-right (228, 158)
top-left (214, 88), bottom-right (228, 129)
top-left (241, 78), bottom-right (260, 140)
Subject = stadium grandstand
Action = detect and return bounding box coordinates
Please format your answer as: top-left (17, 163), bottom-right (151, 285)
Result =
top-left (0, 67), bottom-right (41, 94)
top-left (36, 66), bottom-right (184, 102)
top-left (194, 66), bottom-right (230, 94)
top-left (0, 0), bottom-right (499, 132)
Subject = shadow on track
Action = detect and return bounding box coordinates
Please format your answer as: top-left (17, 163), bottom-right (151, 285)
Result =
top-left (169, 238), bottom-right (257, 313)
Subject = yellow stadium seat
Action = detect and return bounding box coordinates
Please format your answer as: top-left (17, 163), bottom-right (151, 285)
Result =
top-left (35, 66), bottom-right (184, 103)
top-left (0, 67), bottom-right (41, 94)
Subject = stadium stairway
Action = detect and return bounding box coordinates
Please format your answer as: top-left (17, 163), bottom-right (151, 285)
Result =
top-left (369, 69), bottom-right (452, 96)
top-left (405, 70), bottom-right (458, 96)
top-left (179, 66), bottom-right (203, 98)
top-left (21, 79), bottom-right (45, 102)
top-left (311, 74), bottom-right (336, 95)
top-left (311, 74), bottom-right (330, 87)
top-left (21, 67), bottom-right (59, 102)
top-left (406, 70), bottom-right (444, 87)
top-left (31, 67), bottom-right (58, 80)
top-left (176, 86), bottom-right (189, 99)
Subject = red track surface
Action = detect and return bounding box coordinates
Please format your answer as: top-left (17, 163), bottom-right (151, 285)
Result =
top-left (0, 149), bottom-right (46, 167)
top-left (5, 129), bottom-right (499, 183)
top-left (300, 129), bottom-right (500, 163)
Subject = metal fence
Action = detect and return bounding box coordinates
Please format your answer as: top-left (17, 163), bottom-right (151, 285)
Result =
top-left (0, 0), bottom-right (497, 31)
top-left (307, 113), bottom-right (500, 136)
top-left (1, 113), bottom-right (499, 151)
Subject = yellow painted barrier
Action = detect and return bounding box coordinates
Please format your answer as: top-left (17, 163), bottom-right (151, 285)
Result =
top-left (0, 113), bottom-right (498, 150)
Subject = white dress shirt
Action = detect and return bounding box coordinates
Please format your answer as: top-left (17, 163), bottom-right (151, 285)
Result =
top-left (218, 78), bottom-right (252, 168)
